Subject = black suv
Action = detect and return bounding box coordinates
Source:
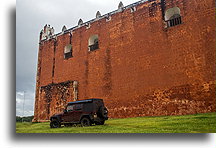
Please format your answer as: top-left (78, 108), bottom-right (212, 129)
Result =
top-left (50, 98), bottom-right (108, 128)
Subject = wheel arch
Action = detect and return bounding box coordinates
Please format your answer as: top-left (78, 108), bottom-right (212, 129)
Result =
top-left (50, 116), bottom-right (61, 122)
top-left (79, 114), bottom-right (93, 123)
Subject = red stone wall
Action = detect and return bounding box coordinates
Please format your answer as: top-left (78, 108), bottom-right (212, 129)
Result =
top-left (33, 0), bottom-right (215, 122)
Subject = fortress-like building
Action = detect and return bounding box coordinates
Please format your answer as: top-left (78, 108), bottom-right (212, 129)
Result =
top-left (33, 0), bottom-right (215, 122)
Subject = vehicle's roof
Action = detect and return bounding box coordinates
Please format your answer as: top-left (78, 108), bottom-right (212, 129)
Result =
top-left (68, 98), bottom-right (103, 105)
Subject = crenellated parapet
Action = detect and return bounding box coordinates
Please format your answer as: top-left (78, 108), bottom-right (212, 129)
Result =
top-left (38, 0), bottom-right (182, 43)
top-left (39, 0), bottom-right (151, 42)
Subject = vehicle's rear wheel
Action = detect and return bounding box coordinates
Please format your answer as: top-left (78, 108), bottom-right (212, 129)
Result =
top-left (95, 121), bottom-right (105, 125)
top-left (50, 120), bottom-right (61, 128)
top-left (81, 117), bottom-right (91, 127)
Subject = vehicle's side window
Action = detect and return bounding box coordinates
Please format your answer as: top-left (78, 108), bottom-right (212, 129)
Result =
top-left (74, 104), bottom-right (83, 111)
top-left (67, 105), bottom-right (74, 112)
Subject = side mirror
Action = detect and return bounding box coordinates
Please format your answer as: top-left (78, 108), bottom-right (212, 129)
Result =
top-left (63, 109), bottom-right (67, 113)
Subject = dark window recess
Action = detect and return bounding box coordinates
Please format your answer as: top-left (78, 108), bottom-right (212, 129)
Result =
top-left (166, 16), bottom-right (182, 27)
top-left (89, 42), bottom-right (99, 51)
top-left (64, 44), bottom-right (73, 59)
top-left (64, 52), bottom-right (72, 59)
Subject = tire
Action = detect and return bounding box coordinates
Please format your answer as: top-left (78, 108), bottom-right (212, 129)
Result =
top-left (98, 107), bottom-right (108, 118)
top-left (50, 120), bottom-right (61, 128)
top-left (81, 117), bottom-right (91, 127)
top-left (95, 121), bottom-right (105, 125)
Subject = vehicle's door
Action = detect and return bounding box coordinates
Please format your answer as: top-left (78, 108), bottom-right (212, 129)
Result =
top-left (62, 104), bottom-right (75, 122)
top-left (73, 104), bottom-right (83, 122)
top-left (62, 104), bottom-right (83, 123)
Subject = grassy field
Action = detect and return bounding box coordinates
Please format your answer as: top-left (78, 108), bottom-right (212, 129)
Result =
top-left (16, 112), bottom-right (216, 133)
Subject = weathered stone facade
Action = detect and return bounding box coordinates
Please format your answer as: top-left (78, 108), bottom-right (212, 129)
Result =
top-left (33, 0), bottom-right (215, 122)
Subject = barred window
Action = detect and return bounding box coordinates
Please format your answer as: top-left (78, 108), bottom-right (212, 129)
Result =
top-left (165, 7), bottom-right (182, 27)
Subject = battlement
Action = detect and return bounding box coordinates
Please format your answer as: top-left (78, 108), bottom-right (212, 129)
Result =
top-left (39, 0), bottom-right (163, 42)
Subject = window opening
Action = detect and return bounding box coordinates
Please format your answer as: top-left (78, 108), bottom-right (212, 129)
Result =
top-left (165, 7), bottom-right (182, 27)
top-left (64, 44), bottom-right (72, 59)
top-left (88, 35), bottom-right (99, 51)
top-left (74, 104), bottom-right (83, 111)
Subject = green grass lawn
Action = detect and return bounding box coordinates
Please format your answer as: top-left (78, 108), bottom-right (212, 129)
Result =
top-left (16, 112), bottom-right (216, 133)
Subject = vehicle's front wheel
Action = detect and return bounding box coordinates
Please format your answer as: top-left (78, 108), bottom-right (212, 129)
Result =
top-left (81, 117), bottom-right (91, 127)
top-left (50, 120), bottom-right (61, 128)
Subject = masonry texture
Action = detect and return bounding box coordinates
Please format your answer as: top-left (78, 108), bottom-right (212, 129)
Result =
top-left (33, 0), bottom-right (215, 122)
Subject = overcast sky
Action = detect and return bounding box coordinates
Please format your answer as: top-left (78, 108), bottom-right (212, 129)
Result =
top-left (16, 0), bottom-right (141, 117)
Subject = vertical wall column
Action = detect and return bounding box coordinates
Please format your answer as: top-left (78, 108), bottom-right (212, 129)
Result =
top-left (52, 39), bottom-right (57, 83)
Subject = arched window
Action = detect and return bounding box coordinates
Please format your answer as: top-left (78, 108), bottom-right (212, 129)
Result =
top-left (64, 44), bottom-right (72, 59)
top-left (88, 35), bottom-right (99, 51)
top-left (165, 7), bottom-right (182, 27)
